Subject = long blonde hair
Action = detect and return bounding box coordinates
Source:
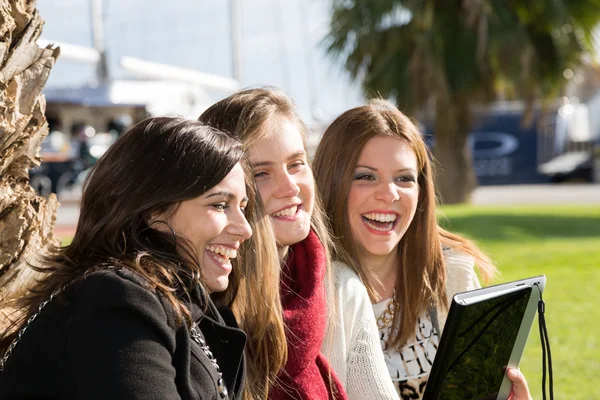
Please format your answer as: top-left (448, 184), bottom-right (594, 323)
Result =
top-left (200, 87), bottom-right (336, 398)
top-left (313, 99), bottom-right (496, 348)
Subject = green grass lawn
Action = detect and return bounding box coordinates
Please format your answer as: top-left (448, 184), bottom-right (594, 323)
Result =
top-left (440, 204), bottom-right (600, 400)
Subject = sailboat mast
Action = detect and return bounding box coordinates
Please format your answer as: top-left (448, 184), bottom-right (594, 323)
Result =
top-left (229, 0), bottom-right (243, 84)
top-left (90, 0), bottom-right (108, 84)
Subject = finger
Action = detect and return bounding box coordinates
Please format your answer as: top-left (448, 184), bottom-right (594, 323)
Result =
top-left (506, 368), bottom-right (532, 400)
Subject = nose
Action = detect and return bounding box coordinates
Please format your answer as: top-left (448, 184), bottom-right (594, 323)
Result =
top-left (230, 209), bottom-right (253, 242)
top-left (273, 171), bottom-right (300, 199)
top-left (374, 182), bottom-right (400, 203)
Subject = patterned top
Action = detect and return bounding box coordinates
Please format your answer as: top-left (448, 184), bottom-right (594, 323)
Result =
top-left (372, 250), bottom-right (482, 400)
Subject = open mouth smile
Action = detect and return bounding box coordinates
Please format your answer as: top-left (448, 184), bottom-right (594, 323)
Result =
top-left (361, 212), bottom-right (398, 232)
top-left (270, 204), bottom-right (300, 219)
top-left (206, 244), bottom-right (238, 268)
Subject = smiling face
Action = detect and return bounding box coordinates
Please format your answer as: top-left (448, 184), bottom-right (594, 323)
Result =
top-left (247, 118), bottom-right (314, 254)
top-left (154, 163), bottom-right (253, 293)
top-left (347, 135), bottom-right (420, 259)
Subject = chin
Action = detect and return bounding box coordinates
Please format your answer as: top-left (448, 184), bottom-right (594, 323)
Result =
top-left (279, 235), bottom-right (307, 247)
top-left (207, 280), bottom-right (229, 294)
top-left (365, 245), bottom-right (397, 257)
top-left (277, 226), bottom-right (311, 247)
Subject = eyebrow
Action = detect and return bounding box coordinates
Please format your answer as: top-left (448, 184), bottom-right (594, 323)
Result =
top-left (355, 165), bottom-right (418, 175)
top-left (205, 191), bottom-right (249, 203)
top-left (251, 150), bottom-right (306, 168)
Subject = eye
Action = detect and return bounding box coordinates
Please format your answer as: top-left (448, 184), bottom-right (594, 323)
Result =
top-left (354, 173), bottom-right (375, 181)
top-left (212, 203), bottom-right (228, 211)
top-left (396, 175), bottom-right (417, 183)
top-left (254, 171), bottom-right (268, 179)
top-left (288, 160), bottom-right (305, 171)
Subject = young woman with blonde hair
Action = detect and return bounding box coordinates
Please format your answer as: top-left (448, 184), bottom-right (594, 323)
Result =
top-left (200, 87), bottom-right (398, 399)
top-left (312, 99), bottom-right (532, 400)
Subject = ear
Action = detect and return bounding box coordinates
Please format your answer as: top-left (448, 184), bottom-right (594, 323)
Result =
top-left (147, 212), bottom-right (160, 226)
top-left (147, 204), bottom-right (179, 230)
top-left (147, 207), bottom-right (168, 228)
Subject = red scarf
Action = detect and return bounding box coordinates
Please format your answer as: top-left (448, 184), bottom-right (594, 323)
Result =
top-left (269, 230), bottom-right (348, 400)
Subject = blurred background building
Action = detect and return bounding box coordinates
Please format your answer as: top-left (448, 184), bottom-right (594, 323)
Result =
top-left (32, 0), bottom-right (600, 200)
top-left (38, 0), bottom-right (362, 126)
top-left (34, 0), bottom-right (367, 197)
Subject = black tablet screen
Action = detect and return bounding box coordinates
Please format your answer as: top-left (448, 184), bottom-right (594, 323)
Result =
top-left (432, 286), bottom-right (532, 400)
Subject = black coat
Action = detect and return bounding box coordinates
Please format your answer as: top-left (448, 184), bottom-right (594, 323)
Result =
top-left (0, 268), bottom-right (246, 399)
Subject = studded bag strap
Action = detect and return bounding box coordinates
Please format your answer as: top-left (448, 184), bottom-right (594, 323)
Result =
top-left (0, 285), bottom-right (66, 373)
top-left (0, 266), bottom-right (121, 373)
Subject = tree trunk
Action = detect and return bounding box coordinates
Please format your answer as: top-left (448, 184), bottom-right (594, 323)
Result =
top-left (432, 92), bottom-right (477, 204)
top-left (0, 0), bottom-right (59, 328)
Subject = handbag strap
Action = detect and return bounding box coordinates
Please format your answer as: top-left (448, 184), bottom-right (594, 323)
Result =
top-left (0, 266), bottom-right (120, 372)
top-left (0, 285), bottom-right (66, 372)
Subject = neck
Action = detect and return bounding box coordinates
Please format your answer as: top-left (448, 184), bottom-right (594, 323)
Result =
top-left (360, 250), bottom-right (399, 302)
top-left (278, 245), bottom-right (289, 261)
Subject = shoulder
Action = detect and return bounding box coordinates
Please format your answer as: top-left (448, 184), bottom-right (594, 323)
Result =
top-left (331, 261), bottom-right (370, 300)
top-left (330, 260), bottom-right (375, 329)
top-left (332, 260), bottom-right (360, 281)
top-left (444, 248), bottom-right (475, 275)
top-left (68, 268), bottom-right (171, 326)
top-left (443, 248), bottom-right (481, 300)
top-left (62, 267), bottom-right (185, 358)
top-left (71, 268), bottom-right (155, 302)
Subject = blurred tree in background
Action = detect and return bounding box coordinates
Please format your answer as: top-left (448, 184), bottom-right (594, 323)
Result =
top-left (326, 0), bottom-right (600, 203)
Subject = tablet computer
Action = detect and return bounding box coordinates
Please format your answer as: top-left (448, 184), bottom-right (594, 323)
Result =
top-left (423, 275), bottom-right (546, 400)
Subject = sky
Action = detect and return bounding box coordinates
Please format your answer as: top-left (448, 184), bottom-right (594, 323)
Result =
top-left (37, 0), bottom-right (365, 125)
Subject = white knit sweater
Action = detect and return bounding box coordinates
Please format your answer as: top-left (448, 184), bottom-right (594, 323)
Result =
top-left (372, 249), bottom-right (481, 400)
top-left (321, 262), bottom-right (399, 400)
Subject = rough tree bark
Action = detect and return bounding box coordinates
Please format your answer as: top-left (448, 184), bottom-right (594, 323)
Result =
top-left (0, 0), bottom-right (59, 327)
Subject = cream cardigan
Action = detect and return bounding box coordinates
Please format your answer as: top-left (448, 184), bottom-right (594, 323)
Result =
top-left (321, 262), bottom-right (399, 400)
top-left (322, 251), bottom-right (480, 400)
top-left (439, 249), bottom-right (482, 329)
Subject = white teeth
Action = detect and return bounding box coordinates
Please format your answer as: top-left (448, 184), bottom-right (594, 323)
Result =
top-left (363, 219), bottom-right (393, 232)
top-left (363, 212), bottom-right (397, 222)
top-left (271, 205), bottom-right (298, 217)
top-left (206, 245), bottom-right (237, 261)
top-left (212, 253), bottom-right (230, 264)
top-left (362, 212), bottom-right (397, 232)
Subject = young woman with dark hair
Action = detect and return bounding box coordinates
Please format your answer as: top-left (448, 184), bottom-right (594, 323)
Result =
top-left (0, 117), bottom-right (258, 399)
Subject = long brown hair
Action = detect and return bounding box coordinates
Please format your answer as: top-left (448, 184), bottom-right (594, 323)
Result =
top-left (200, 87), bottom-right (336, 399)
top-left (312, 99), bottom-right (496, 348)
top-left (0, 117), bottom-right (251, 352)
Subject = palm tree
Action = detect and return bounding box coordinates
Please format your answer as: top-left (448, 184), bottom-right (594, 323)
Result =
top-left (0, 0), bottom-right (59, 327)
top-left (326, 0), bottom-right (600, 203)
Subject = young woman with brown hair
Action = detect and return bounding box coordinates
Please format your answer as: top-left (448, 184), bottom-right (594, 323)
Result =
top-left (0, 117), bottom-right (259, 399)
top-left (312, 99), bottom-right (532, 400)
top-left (200, 88), bottom-right (398, 400)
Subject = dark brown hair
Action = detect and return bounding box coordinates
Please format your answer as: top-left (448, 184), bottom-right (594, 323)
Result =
top-left (1, 117), bottom-right (249, 351)
top-left (313, 99), bottom-right (496, 348)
